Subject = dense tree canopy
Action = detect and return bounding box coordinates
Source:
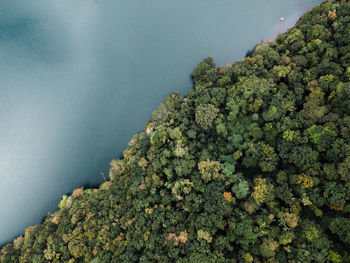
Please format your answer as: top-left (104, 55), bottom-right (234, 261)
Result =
top-left (1, 1), bottom-right (350, 262)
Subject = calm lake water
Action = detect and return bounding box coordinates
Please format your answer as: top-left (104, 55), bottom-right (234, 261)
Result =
top-left (0, 0), bottom-right (322, 245)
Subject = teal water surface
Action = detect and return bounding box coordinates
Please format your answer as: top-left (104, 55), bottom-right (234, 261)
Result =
top-left (0, 0), bottom-right (322, 245)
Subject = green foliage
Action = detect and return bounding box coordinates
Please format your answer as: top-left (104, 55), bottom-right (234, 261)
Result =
top-left (323, 182), bottom-right (347, 207)
top-left (2, 2), bottom-right (350, 262)
top-left (307, 38), bottom-right (322, 51)
top-left (195, 104), bottom-right (219, 130)
top-left (198, 160), bottom-right (222, 183)
top-left (306, 124), bottom-right (337, 150)
top-left (231, 180), bottom-right (250, 199)
top-left (329, 217), bottom-right (350, 244)
top-left (219, 75), bottom-right (231, 86)
top-left (328, 250), bottom-right (342, 263)
top-left (58, 195), bottom-right (68, 209)
top-left (283, 129), bottom-right (299, 142)
top-left (253, 44), bottom-right (280, 69)
top-left (192, 57), bottom-right (217, 83)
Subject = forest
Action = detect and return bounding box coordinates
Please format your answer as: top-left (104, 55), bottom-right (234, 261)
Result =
top-left (1, 0), bottom-right (350, 262)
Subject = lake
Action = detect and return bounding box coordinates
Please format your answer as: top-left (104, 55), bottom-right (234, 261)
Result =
top-left (0, 0), bottom-right (322, 245)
